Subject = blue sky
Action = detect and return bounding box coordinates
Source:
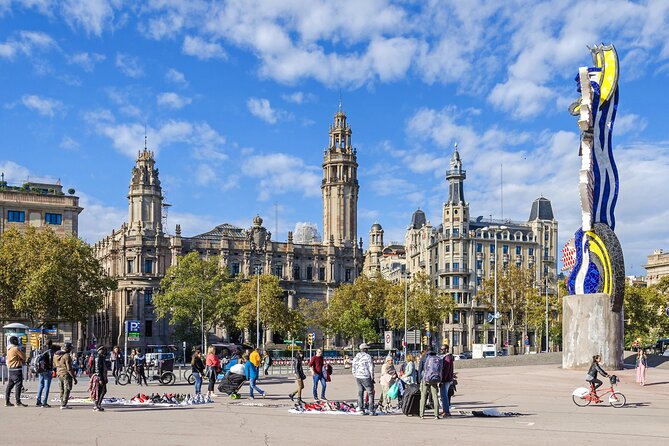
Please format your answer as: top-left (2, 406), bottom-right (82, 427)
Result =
top-left (1, 1), bottom-right (668, 275)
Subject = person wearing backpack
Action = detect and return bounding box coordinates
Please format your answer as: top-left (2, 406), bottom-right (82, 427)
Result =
top-left (54, 343), bottom-right (78, 409)
top-left (438, 343), bottom-right (455, 417)
top-left (35, 340), bottom-right (57, 407)
top-left (419, 348), bottom-right (441, 419)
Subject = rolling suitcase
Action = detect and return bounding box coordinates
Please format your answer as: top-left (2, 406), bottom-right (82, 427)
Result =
top-left (401, 383), bottom-right (420, 416)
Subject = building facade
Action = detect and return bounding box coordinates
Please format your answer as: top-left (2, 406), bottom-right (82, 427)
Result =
top-left (643, 249), bottom-right (669, 286)
top-left (91, 108), bottom-right (363, 348)
top-left (0, 179), bottom-right (84, 349)
top-left (364, 146), bottom-right (559, 353)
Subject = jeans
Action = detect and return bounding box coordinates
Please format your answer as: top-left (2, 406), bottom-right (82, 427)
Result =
top-left (37, 371), bottom-right (53, 404)
top-left (439, 381), bottom-right (452, 414)
top-left (312, 373), bottom-right (326, 399)
top-left (249, 377), bottom-right (264, 398)
top-left (59, 375), bottom-right (73, 407)
top-left (419, 381), bottom-right (440, 418)
top-left (5, 369), bottom-right (23, 403)
top-left (356, 377), bottom-right (374, 413)
top-left (193, 372), bottom-right (203, 394)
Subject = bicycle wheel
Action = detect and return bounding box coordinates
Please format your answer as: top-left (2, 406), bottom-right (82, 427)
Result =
top-left (118, 373), bottom-right (129, 386)
top-left (572, 394), bottom-right (591, 407)
top-left (609, 392), bottom-right (626, 408)
top-left (160, 372), bottom-right (176, 386)
top-left (185, 372), bottom-right (195, 385)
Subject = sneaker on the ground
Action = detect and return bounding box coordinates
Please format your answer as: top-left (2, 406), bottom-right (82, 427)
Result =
top-left (288, 394), bottom-right (294, 401)
top-left (93, 407), bottom-right (99, 411)
top-left (15, 402), bottom-right (27, 407)
top-left (98, 407), bottom-right (105, 411)
top-left (36, 401), bottom-right (42, 407)
top-left (60, 405), bottom-right (71, 410)
top-left (5, 402), bottom-right (14, 407)
top-left (42, 403), bottom-right (51, 408)
top-left (249, 396), bottom-right (255, 400)
top-left (262, 392), bottom-right (266, 399)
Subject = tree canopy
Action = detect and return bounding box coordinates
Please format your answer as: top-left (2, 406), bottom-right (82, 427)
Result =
top-left (235, 273), bottom-right (293, 344)
top-left (624, 277), bottom-right (669, 348)
top-left (0, 226), bottom-right (116, 324)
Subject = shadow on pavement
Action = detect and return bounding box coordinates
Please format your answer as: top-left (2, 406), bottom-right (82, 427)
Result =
top-left (641, 381), bottom-right (669, 386)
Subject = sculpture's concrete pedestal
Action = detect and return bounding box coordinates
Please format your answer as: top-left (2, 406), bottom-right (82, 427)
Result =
top-left (562, 293), bottom-right (624, 370)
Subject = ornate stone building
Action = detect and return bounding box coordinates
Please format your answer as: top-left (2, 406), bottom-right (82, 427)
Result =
top-left (643, 249), bottom-right (669, 286)
top-left (91, 108), bottom-right (363, 348)
top-left (365, 146), bottom-right (559, 353)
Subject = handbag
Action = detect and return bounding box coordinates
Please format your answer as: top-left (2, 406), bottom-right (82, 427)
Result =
top-left (387, 382), bottom-right (399, 399)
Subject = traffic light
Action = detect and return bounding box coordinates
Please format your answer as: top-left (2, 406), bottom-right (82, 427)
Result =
top-left (422, 336), bottom-right (428, 345)
top-left (307, 333), bottom-right (314, 345)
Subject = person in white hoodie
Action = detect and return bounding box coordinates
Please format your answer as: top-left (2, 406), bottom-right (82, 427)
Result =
top-left (352, 343), bottom-right (376, 415)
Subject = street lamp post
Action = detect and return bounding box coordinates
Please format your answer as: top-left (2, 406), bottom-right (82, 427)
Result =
top-left (404, 270), bottom-right (409, 360)
top-left (483, 225), bottom-right (507, 357)
top-left (256, 268), bottom-right (261, 349)
top-left (545, 275), bottom-right (549, 353)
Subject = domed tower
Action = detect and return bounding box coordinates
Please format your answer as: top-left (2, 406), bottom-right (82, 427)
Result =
top-left (128, 145), bottom-right (163, 236)
top-left (364, 223), bottom-right (384, 275)
top-left (322, 101), bottom-right (358, 248)
top-left (443, 144), bottom-right (469, 236)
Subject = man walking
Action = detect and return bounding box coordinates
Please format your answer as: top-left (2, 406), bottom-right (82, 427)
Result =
top-left (36, 340), bottom-right (57, 407)
top-left (419, 347), bottom-right (441, 419)
top-left (4, 336), bottom-right (27, 407)
top-left (308, 348), bottom-right (327, 401)
top-left (110, 346), bottom-right (122, 384)
top-left (288, 351), bottom-right (306, 403)
top-left (54, 343), bottom-right (78, 409)
top-left (352, 343), bottom-right (376, 416)
top-left (438, 343), bottom-right (454, 417)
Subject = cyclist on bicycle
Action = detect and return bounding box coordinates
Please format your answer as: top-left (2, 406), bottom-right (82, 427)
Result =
top-left (585, 355), bottom-right (609, 395)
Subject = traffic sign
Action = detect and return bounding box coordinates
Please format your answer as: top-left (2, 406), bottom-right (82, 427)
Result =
top-left (125, 320), bottom-right (141, 342)
top-left (384, 331), bottom-right (393, 350)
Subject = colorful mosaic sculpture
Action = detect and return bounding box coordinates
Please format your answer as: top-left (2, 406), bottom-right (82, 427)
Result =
top-left (567, 44), bottom-right (625, 312)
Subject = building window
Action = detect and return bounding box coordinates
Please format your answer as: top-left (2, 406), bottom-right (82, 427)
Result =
top-left (489, 244), bottom-right (495, 253)
top-left (453, 262), bottom-right (459, 272)
top-left (144, 289), bottom-right (153, 306)
top-left (44, 213), bottom-right (62, 225)
top-left (453, 228), bottom-right (459, 236)
top-left (345, 268), bottom-right (352, 282)
top-left (476, 276), bottom-right (481, 285)
top-left (503, 245), bottom-right (509, 254)
top-left (445, 245), bottom-right (450, 253)
top-left (7, 210), bottom-right (25, 222)
top-left (453, 276), bottom-right (460, 287)
top-left (293, 266), bottom-right (300, 280)
top-left (127, 259), bottom-right (134, 273)
top-left (516, 245), bottom-right (521, 255)
top-left (476, 260), bottom-right (482, 270)
top-left (453, 311), bottom-right (460, 323)
top-left (319, 267), bottom-right (326, 281)
top-left (145, 320), bottom-right (153, 337)
top-left (475, 312), bottom-right (484, 325)
top-left (529, 248), bottom-right (534, 256)
top-left (144, 259), bottom-right (153, 274)
top-left (126, 290), bottom-right (132, 306)
top-left (274, 264), bottom-right (283, 278)
top-left (307, 266), bottom-right (313, 280)
top-left (453, 332), bottom-right (460, 346)
top-left (230, 262), bottom-right (240, 277)
top-left (476, 243), bottom-right (482, 253)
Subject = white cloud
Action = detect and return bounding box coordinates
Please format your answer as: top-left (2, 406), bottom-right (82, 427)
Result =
top-left (0, 160), bottom-right (30, 183)
top-left (157, 92), bottom-right (192, 110)
top-left (281, 91), bottom-right (316, 104)
top-left (165, 68), bottom-right (188, 87)
top-left (115, 53), bottom-right (143, 78)
top-left (247, 97), bottom-right (279, 124)
top-left (614, 113), bottom-right (648, 136)
top-left (67, 52), bottom-right (105, 72)
top-left (0, 30), bottom-right (56, 59)
top-left (21, 94), bottom-right (63, 117)
top-left (61, 0), bottom-right (120, 36)
top-left (77, 192), bottom-right (126, 244)
top-left (182, 35), bottom-right (226, 60)
top-left (241, 153), bottom-right (321, 201)
top-left (106, 87), bottom-right (142, 117)
top-left (59, 135), bottom-right (79, 151)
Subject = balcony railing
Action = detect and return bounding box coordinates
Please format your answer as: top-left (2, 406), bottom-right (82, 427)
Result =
top-left (441, 284), bottom-right (473, 292)
top-left (437, 267), bottom-right (471, 275)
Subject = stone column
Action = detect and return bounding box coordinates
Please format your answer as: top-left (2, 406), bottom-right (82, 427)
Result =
top-left (562, 293), bottom-right (624, 370)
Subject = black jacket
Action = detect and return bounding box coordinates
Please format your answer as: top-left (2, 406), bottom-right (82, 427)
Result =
top-left (587, 362), bottom-right (607, 380)
top-left (94, 354), bottom-right (108, 383)
top-left (192, 356), bottom-right (205, 374)
top-left (294, 356), bottom-right (306, 380)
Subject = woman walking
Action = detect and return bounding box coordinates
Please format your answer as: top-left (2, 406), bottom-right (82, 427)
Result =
top-left (205, 346), bottom-right (220, 398)
top-left (245, 349), bottom-right (266, 399)
top-left (635, 349), bottom-right (647, 386)
top-left (379, 355), bottom-right (398, 411)
top-left (191, 349), bottom-right (205, 395)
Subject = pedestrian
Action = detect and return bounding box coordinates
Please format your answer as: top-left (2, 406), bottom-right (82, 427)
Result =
top-left (308, 348), bottom-right (327, 401)
top-left (134, 348), bottom-right (148, 386)
top-left (288, 351), bottom-right (306, 403)
top-left (35, 340), bottom-right (57, 407)
top-left (352, 343), bottom-right (376, 415)
top-left (438, 343), bottom-right (455, 417)
top-left (4, 336), bottom-right (27, 407)
top-left (419, 347), bottom-right (441, 419)
top-left (524, 336), bottom-right (530, 354)
top-left (636, 349), bottom-right (647, 386)
top-left (379, 355), bottom-right (398, 411)
top-left (110, 346), bottom-right (122, 385)
top-left (191, 348), bottom-right (205, 395)
top-left (244, 348), bottom-right (266, 399)
top-left (205, 345), bottom-right (220, 398)
top-left (90, 345), bottom-right (108, 411)
top-left (401, 353), bottom-right (416, 385)
top-left (262, 351), bottom-right (273, 376)
top-left (54, 343), bottom-right (78, 409)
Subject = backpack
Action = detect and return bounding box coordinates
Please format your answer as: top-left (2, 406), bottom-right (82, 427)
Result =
top-left (268, 355), bottom-right (273, 367)
top-left (30, 350), bottom-right (48, 374)
top-left (423, 354), bottom-right (443, 384)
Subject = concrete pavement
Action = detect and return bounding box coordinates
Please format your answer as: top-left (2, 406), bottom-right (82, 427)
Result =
top-left (2, 364), bottom-right (668, 446)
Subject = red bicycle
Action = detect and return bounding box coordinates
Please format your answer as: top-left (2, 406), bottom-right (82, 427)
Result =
top-left (572, 375), bottom-right (626, 408)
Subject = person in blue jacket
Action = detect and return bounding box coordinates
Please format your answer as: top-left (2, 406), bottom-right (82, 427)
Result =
top-left (244, 354), bottom-right (266, 399)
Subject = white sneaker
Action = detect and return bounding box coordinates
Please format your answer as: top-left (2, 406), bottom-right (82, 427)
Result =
top-left (60, 405), bottom-right (71, 410)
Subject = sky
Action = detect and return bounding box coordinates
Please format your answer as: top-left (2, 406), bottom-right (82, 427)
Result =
top-left (1, 0), bottom-right (668, 276)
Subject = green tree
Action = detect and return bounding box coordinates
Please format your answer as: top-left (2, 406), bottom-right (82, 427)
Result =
top-left (156, 252), bottom-right (239, 345)
top-left (0, 227), bottom-right (116, 324)
top-left (624, 279), bottom-right (669, 348)
top-left (297, 298), bottom-right (330, 334)
top-left (235, 274), bottom-right (291, 345)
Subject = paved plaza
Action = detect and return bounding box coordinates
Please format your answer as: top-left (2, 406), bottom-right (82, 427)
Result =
top-left (2, 363), bottom-right (668, 445)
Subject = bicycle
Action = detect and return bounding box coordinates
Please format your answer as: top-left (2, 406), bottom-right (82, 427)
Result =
top-left (572, 375), bottom-right (626, 408)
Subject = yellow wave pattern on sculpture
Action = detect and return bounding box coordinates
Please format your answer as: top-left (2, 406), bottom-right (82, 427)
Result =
top-left (584, 231), bottom-right (612, 295)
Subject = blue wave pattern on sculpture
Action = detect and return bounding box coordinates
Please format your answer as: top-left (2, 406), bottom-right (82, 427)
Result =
top-left (593, 87), bottom-right (619, 230)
